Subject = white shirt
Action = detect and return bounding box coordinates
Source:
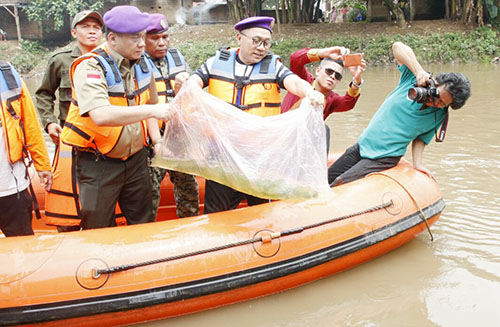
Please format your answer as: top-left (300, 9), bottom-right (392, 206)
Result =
top-left (0, 124), bottom-right (29, 197)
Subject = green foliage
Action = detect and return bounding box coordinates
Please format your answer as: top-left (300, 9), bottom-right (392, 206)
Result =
top-left (484, 0), bottom-right (499, 19)
top-left (199, 27), bottom-right (498, 67)
top-left (176, 27), bottom-right (500, 69)
top-left (177, 40), bottom-right (225, 72)
top-left (19, 40), bottom-right (45, 54)
top-left (8, 41), bottom-right (49, 74)
top-left (23, 0), bottom-right (114, 32)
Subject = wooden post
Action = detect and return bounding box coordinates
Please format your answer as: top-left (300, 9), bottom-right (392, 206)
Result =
top-left (409, 0), bottom-right (414, 21)
top-left (13, 5), bottom-right (21, 42)
top-left (1, 4), bottom-right (22, 42)
top-left (273, 0), bottom-right (281, 36)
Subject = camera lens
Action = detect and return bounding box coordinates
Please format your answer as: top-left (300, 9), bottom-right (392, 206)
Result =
top-left (408, 87), bottom-right (425, 102)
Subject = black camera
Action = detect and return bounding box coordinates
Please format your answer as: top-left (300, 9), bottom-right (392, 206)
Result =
top-left (408, 78), bottom-right (439, 103)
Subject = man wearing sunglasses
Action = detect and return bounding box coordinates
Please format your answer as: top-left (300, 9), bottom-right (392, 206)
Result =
top-left (282, 46), bottom-right (365, 119)
top-left (328, 41), bottom-right (471, 187)
top-left (281, 46), bottom-right (366, 152)
top-left (189, 16), bottom-right (325, 214)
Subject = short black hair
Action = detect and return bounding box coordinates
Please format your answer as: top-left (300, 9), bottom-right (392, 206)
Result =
top-left (435, 72), bottom-right (471, 109)
top-left (320, 57), bottom-right (344, 68)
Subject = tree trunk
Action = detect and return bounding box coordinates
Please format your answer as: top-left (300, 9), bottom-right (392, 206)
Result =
top-left (366, 0), bottom-right (373, 22)
top-left (476, 0), bottom-right (483, 26)
top-left (274, 0), bottom-right (282, 35)
top-left (462, 0), bottom-right (473, 24)
top-left (382, 0), bottom-right (406, 28)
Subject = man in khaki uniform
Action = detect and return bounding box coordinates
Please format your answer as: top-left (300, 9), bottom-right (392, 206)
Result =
top-left (60, 5), bottom-right (172, 229)
top-left (36, 10), bottom-right (103, 145)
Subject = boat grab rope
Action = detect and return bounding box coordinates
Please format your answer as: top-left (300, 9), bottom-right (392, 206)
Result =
top-left (94, 201), bottom-right (393, 278)
top-left (368, 172), bottom-right (434, 242)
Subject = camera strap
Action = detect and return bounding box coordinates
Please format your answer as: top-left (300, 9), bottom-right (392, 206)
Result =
top-left (435, 108), bottom-right (449, 142)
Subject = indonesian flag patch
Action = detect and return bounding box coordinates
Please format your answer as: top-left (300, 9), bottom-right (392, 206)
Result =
top-left (86, 71), bottom-right (102, 84)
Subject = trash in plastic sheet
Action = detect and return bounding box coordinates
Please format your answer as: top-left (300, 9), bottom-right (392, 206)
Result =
top-left (152, 83), bottom-right (330, 200)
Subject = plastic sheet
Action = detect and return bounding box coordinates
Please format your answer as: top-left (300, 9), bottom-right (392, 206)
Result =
top-left (152, 83), bottom-right (330, 200)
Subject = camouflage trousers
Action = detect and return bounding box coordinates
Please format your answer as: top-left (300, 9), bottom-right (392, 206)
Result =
top-left (149, 165), bottom-right (199, 219)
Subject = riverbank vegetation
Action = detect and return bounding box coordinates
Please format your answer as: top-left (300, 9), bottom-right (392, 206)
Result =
top-left (2, 21), bottom-right (499, 75)
top-left (174, 25), bottom-right (499, 69)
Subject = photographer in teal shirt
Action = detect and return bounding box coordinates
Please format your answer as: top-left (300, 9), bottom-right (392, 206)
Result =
top-left (328, 41), bottom-right (471, 186)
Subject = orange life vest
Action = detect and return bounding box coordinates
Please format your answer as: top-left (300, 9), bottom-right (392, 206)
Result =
top-left (147, 48), bottom-right (187, 104)
top-left (207, 48), bottom-right (282, 117)
top-left (60, 46), bottom-right (152, 155)
top-left (0, 61), bottom-right (51, 171)
top-left (44, 143), bottom-right (126, 227)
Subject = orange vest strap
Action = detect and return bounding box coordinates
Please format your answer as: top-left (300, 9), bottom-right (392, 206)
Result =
top-left (64, 121), bottom-right (92, 141)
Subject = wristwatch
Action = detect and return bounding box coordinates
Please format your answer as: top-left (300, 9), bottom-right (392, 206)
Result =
top-left (351, 79), bottom-right (364, 88)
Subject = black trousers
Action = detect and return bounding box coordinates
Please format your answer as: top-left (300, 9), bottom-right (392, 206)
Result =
top-left (75, 147), bottom-right (154, 229)
top-left (0, 188), bottom-right (34, 237)
top-left (328, 143), bottom-right (402, 186)
top-left (325, 124), bottom-right (331, 154)
top-left (203, 180), bottom-right (269, 214)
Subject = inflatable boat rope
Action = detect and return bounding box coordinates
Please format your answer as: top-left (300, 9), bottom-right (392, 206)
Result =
top-left (368, 172), bottom-right (434, 241)
top-left (94, 200), bottom-right (394, 279)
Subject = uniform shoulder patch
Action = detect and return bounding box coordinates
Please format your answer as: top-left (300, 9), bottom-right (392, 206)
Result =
top-left (50, 47), bottom-right (73, 58)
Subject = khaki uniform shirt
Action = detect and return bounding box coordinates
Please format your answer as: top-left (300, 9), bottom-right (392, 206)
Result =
top-left (72, 44), bottom-right (144, 159)
top-left (35, 46), bottom-right (81, 129)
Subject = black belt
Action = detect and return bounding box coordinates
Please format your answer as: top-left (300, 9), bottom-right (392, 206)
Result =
top-left (76, 147), bottom-right (143, 162)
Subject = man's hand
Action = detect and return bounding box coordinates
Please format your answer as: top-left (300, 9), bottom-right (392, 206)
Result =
top-left (174, 72), bottom-right (190, 94)
top-left (347, 55), bottom-right (367, 87)
top-left (318, 46), bottom-right (350, 61)
top-left (306, 89), bottom-right (325, 107)
top-left (47, 123), bottom-right (62, 144)
top-left (38, 171), bottom-right (52, 191)
top-left (153, 142), bottom-right (162, 156)
top-left (415, 70), bottom-right (431, 87)
top-left (153, 104), bottom-right (176, 122)
top-left (413, 163), bottom-right (436, 182)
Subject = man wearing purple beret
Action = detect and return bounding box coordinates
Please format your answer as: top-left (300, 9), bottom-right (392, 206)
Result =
top-left (144, 13), bottom-right (199, 219)
top-left (60, 5), bottom-right (173, 229)
top-left (189, 16), bottom-right (325, 214)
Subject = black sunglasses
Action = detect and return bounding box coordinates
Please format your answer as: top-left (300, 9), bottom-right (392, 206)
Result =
top-left (324, 68), bottom-right (343, 81)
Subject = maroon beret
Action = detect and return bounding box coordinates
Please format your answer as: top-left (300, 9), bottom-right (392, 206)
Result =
top-left (146, 13), bottom-right (169, 34)
top-left (234, 16), bottom-right (275, 33)
top-left (103, 6), bottom-right (151, 34)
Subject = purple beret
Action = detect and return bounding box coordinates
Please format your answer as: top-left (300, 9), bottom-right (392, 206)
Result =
top-left (234, 16), bottom-right (275, 33)
top-left (103, 6), bottom-right (151, 34)
top-left (146, 13), bottom-right (169, 34)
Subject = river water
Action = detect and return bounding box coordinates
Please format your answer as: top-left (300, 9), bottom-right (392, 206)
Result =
top-left (25, 63), bottom-right (499, 326)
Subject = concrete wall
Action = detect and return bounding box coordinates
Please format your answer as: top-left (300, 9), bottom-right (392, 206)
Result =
top-left (0, 4), bottom-right (42, 41)
top-left (0, 0), bottom-right (195, 44)
top-left (368, 0), bottom-right (445, 22)
top-left (192, 2), bottom-right (229, 25)
top-left (1, 4), bottom-right (69, 43)
top-left (128, 0), bottom-right (194, 25)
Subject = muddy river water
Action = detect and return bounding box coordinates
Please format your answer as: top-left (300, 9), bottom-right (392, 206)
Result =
top-left (24, 63), bottom-right (500, 326)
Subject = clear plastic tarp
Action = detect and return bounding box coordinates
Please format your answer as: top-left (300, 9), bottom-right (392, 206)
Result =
top-left (152, 83), bottom-right (330, 200)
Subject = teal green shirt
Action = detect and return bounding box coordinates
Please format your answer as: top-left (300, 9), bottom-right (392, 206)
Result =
top-left (358, 64), bottom-right (446, 159)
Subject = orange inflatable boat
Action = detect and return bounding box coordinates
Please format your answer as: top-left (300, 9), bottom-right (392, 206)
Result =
top-left (0, 157), bottom-right (443, 327)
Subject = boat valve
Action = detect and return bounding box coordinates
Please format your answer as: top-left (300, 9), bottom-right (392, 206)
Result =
top-left (92, 269), bottom-right (102, 279)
